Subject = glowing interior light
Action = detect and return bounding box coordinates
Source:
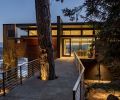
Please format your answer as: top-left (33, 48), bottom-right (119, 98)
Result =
top-left (40, 63), bottom-right (49, 80)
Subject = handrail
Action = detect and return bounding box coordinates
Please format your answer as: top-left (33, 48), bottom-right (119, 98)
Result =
top-left (73, 52), bottom-right (85, 100)
top-left (73, 75), bottom-right (81, 91)
top-left (18, 59), bottom-right (39, 67)
top-left (0, 59), bottom-right (39, 73)
top-left (0, 58), bottom-right (40, 96)
top-left (74, 52), bottom-right (85, 75)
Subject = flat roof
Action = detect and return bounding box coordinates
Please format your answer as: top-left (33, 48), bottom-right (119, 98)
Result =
top-left (4, 22), bottom-right (102, 30)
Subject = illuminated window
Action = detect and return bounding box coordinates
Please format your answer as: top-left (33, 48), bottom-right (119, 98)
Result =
top-left (63, 30), bottom-right (71, 35)
top-left (71, 30), bottom-right (81, 35)
top-left (63, 39), bottom-right (71, 55)
top-left (29, 30), bottom-right (37, 36)
top-left (83, 30), bottom-right (93, 35)
top-left (81, 25), bottom-right (93, 28)
top-left (63, 38), bottom-right (95, 58)
top-left (52, 30), bottom-right (57, 36)
top-left (16, 28), bottom-right (28, 37)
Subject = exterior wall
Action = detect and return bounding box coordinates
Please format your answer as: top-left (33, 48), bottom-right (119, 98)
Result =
top-left (26, 37), bottom-right (39, 60)
top-left (83, 60), bottom-right (112, 80)
top-left (3, 24), bottom-right (40, 69)
top-left (3, 24), bottom-right (17, 69)
top-left (16, 39), bottom-right (27, 58)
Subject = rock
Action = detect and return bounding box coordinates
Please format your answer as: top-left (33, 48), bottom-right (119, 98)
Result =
top-left (107, 94), bottom-right (119, 100)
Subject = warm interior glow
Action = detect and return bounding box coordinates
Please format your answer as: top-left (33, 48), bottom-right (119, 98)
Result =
top-left (40, 63), bottom-right (49, 80)
top-left (71, 30), bottom-right (81, 35)
top-left (29, 30), bottom-right (37, 36)
top-left (63, 39), bottom-right (70, 55)
top-left (89, 90), bottom-right (120, 100)
top-left (52, 30), bottom-right (57, 36)
top-left (85, 80), bottom-right (120, 100)
top-left (83, 30), bottom-right (93, 35)
top-left (39, 52), bottom-right (49, 80)
top-left (81, 25), bottom-right (93, 28)
top-left (63, 30), bottom-right (71, 35)
top-left (0, 88), bottom-right (9, 95)
top-left (63, 38), bottom-right (95, 59)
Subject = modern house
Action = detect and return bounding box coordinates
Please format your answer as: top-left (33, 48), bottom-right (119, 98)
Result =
top-left (3, 16), bottom-right (112, 81)
top-left (3, 16), bottom-right (100, 67)
top-left (1, 17), bottom-right (113, 97)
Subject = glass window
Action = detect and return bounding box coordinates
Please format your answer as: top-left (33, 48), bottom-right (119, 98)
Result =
top-left (16, 28), bottom-right (28, 37)
top-left (52, 30), bottom-right (57, 36)
top-left (29, 30), bottom-right (37, 36)
top-left (83, 30), bottom-right (93, 35)
top-left (70, 38), bottom-right (95, 58)
top-left (63, 30), bottom-right (71, 35)
top-left (81, 25), bottom-right (93, 28)
top-left (71, 30), bottom-right (81, 35)
top-left (63, 39), bottom-right (71, 56)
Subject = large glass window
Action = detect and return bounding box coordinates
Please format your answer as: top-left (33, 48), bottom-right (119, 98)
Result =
top-left (71, 30), bottom-right (81, 35)
top-left (63, 30), bottom-right (81, 35)
top-left (81, 25), bottom-right (93, 28)
top-left (71, 38), bottom-right (94, 58)
top-left (16, 28), bottom-right (28, 37)
top-left (63, 30), bottom-right (71, 35)
top-left (52, 30), bottom-right (57, 36)
top-left (29, 30), bottom-right (37, 36)
top-left (83, 30), bottom-right (93, 35)
top-left (63, 39), bottom-right (71, 56)
top-left (29, 30), bottom-right (57, 36)
top-left (63, 38), bottom-right (95, 58)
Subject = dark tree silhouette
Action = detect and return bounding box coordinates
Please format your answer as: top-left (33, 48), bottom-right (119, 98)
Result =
top-left (35, 0), bottom-right (56, 80)
top-left (63, 0), bottom-right (120, 80)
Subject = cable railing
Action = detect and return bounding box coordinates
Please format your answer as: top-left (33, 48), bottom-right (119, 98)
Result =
top-left (0, 59), bottom-right (40, 96)
top-left (73, 52), bottom-right (85, 100)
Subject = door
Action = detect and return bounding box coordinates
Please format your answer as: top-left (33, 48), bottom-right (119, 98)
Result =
top-left (63, 38), bottom-right (71, 56)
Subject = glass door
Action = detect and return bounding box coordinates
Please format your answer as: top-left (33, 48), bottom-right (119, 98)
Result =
top-left (63, 38), bottom-right (71, 56)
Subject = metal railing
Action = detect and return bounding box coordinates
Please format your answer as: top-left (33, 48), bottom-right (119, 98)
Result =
top-left (0, 59), bottom-right (40, 96)
top-left (73, 52), bottom-right (85, 100)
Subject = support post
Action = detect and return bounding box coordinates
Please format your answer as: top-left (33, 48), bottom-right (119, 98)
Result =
top-left (20, 66), bottom-right (22, 85)
top-left (2, 72), bottom-right (6, 96)
top-left (73, 91), bottom-right (75, 100)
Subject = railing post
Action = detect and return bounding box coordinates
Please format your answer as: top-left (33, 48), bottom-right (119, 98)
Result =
top-left (80, 80), bottom-right (82, 100)
top-left (32, 64), bottom-right (34, 76)
top-left (19, 66), bottom-right (22, 85)
top-left (82, 75), bottom-right (85, 100)
top-left (2, 72), bottom-right (6, 96)
top-left (73, 91), bottom-right (75, 100)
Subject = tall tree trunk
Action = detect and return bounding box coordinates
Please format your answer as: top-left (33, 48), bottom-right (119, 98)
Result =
top-left (35, 0), bottom-right (56, 80)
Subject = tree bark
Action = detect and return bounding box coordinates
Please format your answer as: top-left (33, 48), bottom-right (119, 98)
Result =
top-left (35, 0), bottom-right (56, 80)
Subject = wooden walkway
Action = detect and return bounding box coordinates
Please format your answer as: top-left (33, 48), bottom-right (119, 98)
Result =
top-left (0, 57), bottom-right (78, 100)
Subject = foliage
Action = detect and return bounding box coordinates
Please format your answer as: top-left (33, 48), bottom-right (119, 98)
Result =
top-left (62, 0), bottom-right (120, 80)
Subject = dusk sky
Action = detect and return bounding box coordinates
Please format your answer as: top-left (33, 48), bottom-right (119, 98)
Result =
top-left (0, 0), bottom-right (84, 42)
